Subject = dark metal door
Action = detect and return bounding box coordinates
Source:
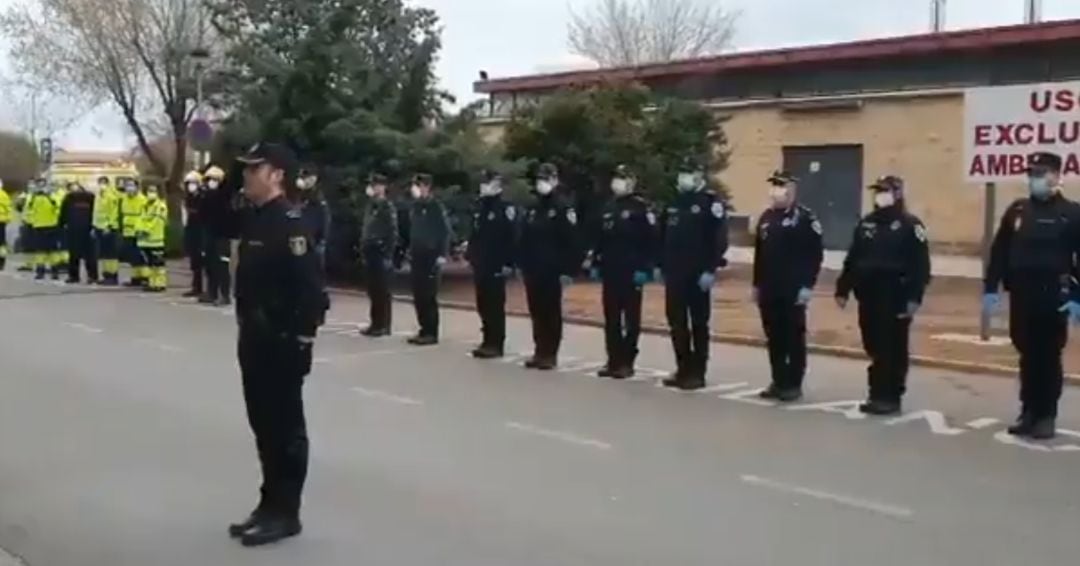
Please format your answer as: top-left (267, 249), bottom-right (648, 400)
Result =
top-left (783, 145), bottom-right (864, 250)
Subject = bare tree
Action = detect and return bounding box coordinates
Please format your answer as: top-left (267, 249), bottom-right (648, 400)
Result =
top-left (0, 0), bottom-right (219, 219)
top-left (568, 0), bottom-right (739, 67)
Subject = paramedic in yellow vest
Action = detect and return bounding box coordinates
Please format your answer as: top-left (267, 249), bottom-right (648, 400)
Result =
top-left (0, 179), bottom-right (12, 271)
top-left (15, 184), bottom-right (37, 271)
top-left (93, 176), bottom-right (122, 285)
top-left (52, 182), bottom-right (70, 271)
top-left (119, 179), bottom-right (149, 287)
top-left (138, 184), bottom-right (168, 292)
top-left (27, 178), bottom-right (62, 280)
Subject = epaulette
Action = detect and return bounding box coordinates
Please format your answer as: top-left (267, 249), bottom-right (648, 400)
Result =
top-left (286, 208), bottom-right (303, 219)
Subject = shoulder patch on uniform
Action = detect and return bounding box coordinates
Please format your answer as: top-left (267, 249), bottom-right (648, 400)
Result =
top-left (289, 236), bottom-right (308, 256)
top-left (914, 223), bottom-right (928, 243)
top-left (711, 202), bottom-right (725, 219)
top-left (286, 208), bottom-right (303, 219)
top-left (506, 206), bottom-right (516, 221)
top-left (646, 211), bottom-right (657, 225)
top-left (811, 220), bottom-right (823, 235)
top-left (566, 209), bottom-right (578, 225)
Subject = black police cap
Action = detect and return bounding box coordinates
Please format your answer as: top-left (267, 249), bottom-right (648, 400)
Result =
top-left (768, 170), bottom-right (798, 186)
top-left (537, 162), bottom-right (558, 179)
top-left (369, 172), bottom-right (388, 185)
top-left (237, 142), bottom-right (298, 176)
top-left (1027, 152), bottom-right (1063, 174)
top-left (678, 156), bottom-right (705, 173)
top-left (613, 164), bottom-right (634, 179)
top-left (869, 175), bottom-right (904, 192)
top-left (480, 169), bottom-right (502, 183)
top-left (413, 173), bottom-right (434, 186)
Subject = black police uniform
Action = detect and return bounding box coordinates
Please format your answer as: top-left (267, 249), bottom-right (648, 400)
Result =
top-left (406, 196), bottom-right (451, 341)
top-left (518, 191), bottom-right (582, 367)
top-left (986, 191), bottom-right (1080, 432)
top-left (200, 180), bottom-right (238, 305)
top-left (60, 189), bottom-right (98, 283)
top-left (300, 192), bottom-right (330, 259)
top-left (753, 203), bottom-right (824, 396)
top-left (836, 202), bottom-right (931, 411)
top-left (467, 194), bottom-right (518, 355)
top-left (361, 196), bottom-right (398, 335)
top-left (594, 192), bottom-right (657, 377)
top-left (234, 194), bottom-right (327, 538)
top-left (184, 188), bottom-right (207, 295)
top-left (660, 191), bottom-right (729, 388)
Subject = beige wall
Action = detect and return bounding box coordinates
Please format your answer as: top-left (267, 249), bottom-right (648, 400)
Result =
top-left (718, 94), bottom-right (1029, 253)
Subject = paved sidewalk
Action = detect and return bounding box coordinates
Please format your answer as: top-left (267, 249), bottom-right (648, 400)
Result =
top-left (727, 246), bottom-right (983, 279)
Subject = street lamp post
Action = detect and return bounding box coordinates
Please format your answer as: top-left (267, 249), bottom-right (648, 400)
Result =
top-left (189, 47), bottom-right (211, 168)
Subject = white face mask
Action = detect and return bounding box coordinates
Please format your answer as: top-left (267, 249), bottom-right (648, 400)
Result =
top-left (677, 173), bottom-right (699, 192)
top-left (125, 186), bottom-right (137, 195)
top-left (769, 186), bottom-right (790, 207)
top-left (480, 182), bottom-right (502, 197)
top-left (147, 190), bottom-right (158, 199)
top-left (411, 185), bottom-right (424, 199)
top-left (874, 191), bottom-right (896, 209)
top-left (207, 180), bottom-right (220, 190)
top-left (611, 178), bottom-right (631, 196)
top-left (186, 182), bottom-right (199, 193)
top-left (536, 180), bottom-right (555, 195)
top-left (365, 186), bottom-right (375, 198)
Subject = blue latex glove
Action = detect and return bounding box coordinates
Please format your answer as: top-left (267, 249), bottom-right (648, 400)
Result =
top-left (632, 270), bottom-right (650, 287)
top-left (499, 266), bottom-right (514, 278)
top-left (560, 275), bottom-right (574, 288)
top-left (900, 301), bottom-right (921, 319)
top-left (653, 268), bottom-right (663, 283)
top-left (697, 272), bottom-right (716, 293)
top-left (1059, 301), bottom-right (1080, 325)
top-left (982, 293), bottom-right (1001, 314)
top-left (435, 256), bottom-right (447, 269)
top-left (795, 287), bottom-right (813, 306)
top-left (589, 267), bottom-right (601, 281)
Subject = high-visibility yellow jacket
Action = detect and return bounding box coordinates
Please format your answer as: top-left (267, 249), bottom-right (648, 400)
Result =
top-left (27, 193), bottom-right (61, 229)
top-left (119, 192), bottom-right (148, 238)
top-left (138, 196), bottom-right (167, 249)
top-left (93, 185), bottom-right (120, 231)
top-left (52, 188), bottom-right (67, 211)
top-left (0, 190), bottom-right (12, 224)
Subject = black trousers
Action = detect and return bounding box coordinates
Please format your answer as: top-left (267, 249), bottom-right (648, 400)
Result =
top-left (665, 274), bottom-right (712, 376)
top-left (364, 245), bottom-right (393, 331)
top-left (1009, 288), bottom-right (1067, 420)
top-left (474, 271), bottom-right (507, 351)
top-left (602, 273), bottom-right (643, 368)
top-left (410, 250), bottom-right (440, 338)
top-left (856, 284), bottom-right (911, 403)
top-left (759, 296), bottom-right (808, 390)
top-left (67, 228), bottom-right (98, 281)
top-left (524, 272), bottom-right (563, 360)
top-left (0, 223), bottom-right (7, 268)
top-left (96, 229), bottom-right (118, 265)
top-left (238, 330), bottom-right (311, 519)
top-left (203, 236), bottom-right (232, 300)
top-left (122, 236), bottom-right (144, 269)
top-left (184, 224), bottom-right (205, 293)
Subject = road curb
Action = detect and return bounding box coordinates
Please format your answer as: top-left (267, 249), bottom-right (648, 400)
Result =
top-left (163, 266), bottom-right (1079, 384)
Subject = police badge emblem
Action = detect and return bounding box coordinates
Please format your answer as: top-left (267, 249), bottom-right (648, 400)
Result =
top-left (711, 202), bottom-right (725, 219)
top-left (487, 212), bottom-right (495, 221)
top-left (1014, 216), bottom-right (1023, 231)
top-left (289, 236), bottom-right (308, 256)
top-left (548, 209), bottom-right (556, 219)
top-left (812, 220), bottom-right (823, 235)
top-left (506, 206), bottom-right (516, 221)
top-left (890, 220), bottom-right (901, 231)
top-left (691, 204), bottom-right (701, 214)
top-left (915, 224), bottom-right (928, 243)
top-left (646, 212), bottom-right (657, 225)
top-left (621, 210), bottom-right (630, 220)
top-left (567, 209), bottom-right (578, 225)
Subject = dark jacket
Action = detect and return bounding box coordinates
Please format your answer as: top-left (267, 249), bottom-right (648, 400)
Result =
top-left (60, 190), bottom-right (96, 233)
top-left (407, 197), bottom-right (451, 256)
top-left (518, 191), bottom-right (583, 277)
top-left (467, 195), bottom-right (518, 276)
top-left (300, 192), bottom-right (330, 246)
top-left (593, 193), bottom-right (657, 277)
top-left (753, 203), bottom-right (825, 300)
top-left (659, 191), bottom-right (729, 279)
top-left (836, 205), bottom-right (931, 305)
top-left (361, 197), bottom-right (398, 252)
top-left (985, 193), bottom-right (1080, 299)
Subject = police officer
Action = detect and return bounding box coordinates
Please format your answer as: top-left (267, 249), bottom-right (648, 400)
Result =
top-left (753, 171), bottom-right (824, 402)
top-left (60, 181), bottom-right (98, 284)
top-left (984, 152), bottom-right (1080, 440)
top-left (296, 169), bottom-right (330, 266)
top-left (0, 179), bottom-right (11, 271)
top-left (200, 165), bottom-right (234, 306)
top-left (518, 162), bottom-right (583, 370)
top-left (835, 175), bottom-right (931, 416)
top-left (118, 179), bottom-right (148, 287)
top-left (93, 176), bottom-right (121, 285)
top-left (183, 171), bottom-right (207, 297)
top-left (404, 173), bottom-right (451, 346)
top-left (228, 142), bottom-right (327, 547)
top-left (659, 158), bottom-right (729, 390)
top-left (467, 170), bottom-right (518, 359)
top-left (590, 165), bottom-right (657, 379)
top-left (360, 173), bottom-right (398, 337)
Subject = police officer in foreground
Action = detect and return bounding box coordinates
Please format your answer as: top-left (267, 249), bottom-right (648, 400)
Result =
top-left (660, 158), bottom-right (729, 390)
top-left (591, 165), bottom-right (657, 379)
top-left (753, 171), bottom-right (824, 402)
top-left (360, 173), bottom-right (398, 337)
top-left (404, 173), bottom-right (451, 345)
top-left (60, 181), bottom-right (98, 284)
top-left (296, 169), bottom-right (330, 267)
top-left (836, 175), bottom-right (931, 416)
top-left (984, 152), bottom-right (1080, 440)
top-left (183, 171), bottom-right (207, 297)
top-left (518, 162), bottom-right (582, 370)
top-left (467, 169), bottom-right (518, 359)
top-left (228, 142), bottom-right (327, 547)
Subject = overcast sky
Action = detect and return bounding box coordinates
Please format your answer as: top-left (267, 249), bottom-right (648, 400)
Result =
top-left (2, 0), bottom-right (1080, 151)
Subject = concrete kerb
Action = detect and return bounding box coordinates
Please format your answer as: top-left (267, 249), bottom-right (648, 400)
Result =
top-left (162, 266), bottom-right (1080, 385)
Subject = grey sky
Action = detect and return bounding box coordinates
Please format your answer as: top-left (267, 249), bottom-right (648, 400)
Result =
top-left (3, 0), bottom-right (1080, 151)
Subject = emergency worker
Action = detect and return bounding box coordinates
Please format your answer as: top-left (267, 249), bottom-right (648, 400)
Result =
top-left (138, 185), bottom-right (168, 292)
top-left (0, 180), bottom-right (11, 270)
top-left (27, 178), bottom-right (61, 280)
top-left (60, 182), bottom-right (98, 283)
top-left (835, 175), bottom-right (931, 416)
top-left (119, 179), bottom-right (149, 287)
top-left (93, 176), bottom-right (121, 285)
top-left (360, 173), bottom-right (397, 337)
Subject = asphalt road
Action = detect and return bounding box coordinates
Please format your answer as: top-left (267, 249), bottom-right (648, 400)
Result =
top-left (1, 268), bottom-right (1079, 566)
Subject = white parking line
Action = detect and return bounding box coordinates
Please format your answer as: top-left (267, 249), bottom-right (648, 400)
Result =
top-left (504, 421), bottom-right (613, 451)
top-left (740, 474), bottom-right (914, 520)
top-left (351, 386), bottom-right (425, 406)
top-left (134, 338), bottom-right (185, 354)
top-left (62, 322), bottom-right (104, 334)
top-left (314, 348), bottom-right (412, 365)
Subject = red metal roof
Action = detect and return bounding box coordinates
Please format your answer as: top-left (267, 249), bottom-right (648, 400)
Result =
top-left (474, 19), bottom-right (1080, 94)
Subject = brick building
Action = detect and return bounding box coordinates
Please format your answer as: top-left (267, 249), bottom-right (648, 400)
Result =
top-left (473, 20), bottom-right (1080, 252)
